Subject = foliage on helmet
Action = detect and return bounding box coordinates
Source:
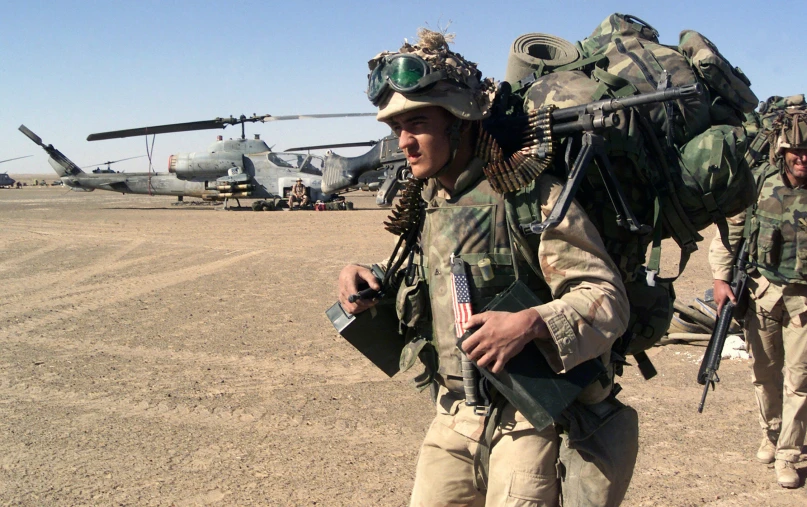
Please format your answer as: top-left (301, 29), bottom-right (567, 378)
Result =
top-left (369, 28), bottom-right (496, 121)
top-left (770, 109), bottom-right (807, 162)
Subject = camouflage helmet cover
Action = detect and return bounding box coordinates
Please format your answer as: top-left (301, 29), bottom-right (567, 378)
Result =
top-left (772, 109), bottom-right (807, 161)
top-left (370, 29), bottom-right (496, 122)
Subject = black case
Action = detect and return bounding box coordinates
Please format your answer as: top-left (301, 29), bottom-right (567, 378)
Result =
top-left (325, 298), bottom-right (404, 377)
top-left (457, 280), bottom-right (606, 430)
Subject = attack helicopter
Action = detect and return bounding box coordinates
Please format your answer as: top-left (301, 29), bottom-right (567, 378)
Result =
top-left (84, 113), bottom-right (375, 209)
top-left (288, 133), bottom-right (408, 207)
top-left (19, 112), bottom-right (374, 209)
top-left (0, 155), bottom-right (33, 188)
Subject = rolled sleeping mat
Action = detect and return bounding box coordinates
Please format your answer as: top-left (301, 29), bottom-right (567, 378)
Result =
top-left (504, 33), bottom-right (580, 85)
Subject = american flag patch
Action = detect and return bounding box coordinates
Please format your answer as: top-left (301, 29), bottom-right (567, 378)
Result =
top-left (450, 256), bottom-right (473, 338)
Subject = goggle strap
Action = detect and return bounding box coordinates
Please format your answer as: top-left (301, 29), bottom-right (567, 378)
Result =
top-left (409, 70), bottom-right (448, 89)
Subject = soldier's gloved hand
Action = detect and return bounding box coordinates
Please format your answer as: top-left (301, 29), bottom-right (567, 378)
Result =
top-left (338, 264), bottom-right (381, 315)
top-left (713, 279), bottom-right (736, 314)
top-left (460, 309), bottom-right (549, 374)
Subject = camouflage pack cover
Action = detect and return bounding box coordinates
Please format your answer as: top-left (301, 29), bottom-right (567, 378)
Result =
top-left (678, 30), bottom-right (758, 116)
top-left (577, 13), bottom-right (660, 58)
top-left (589, 30), bottom-right (711, 145)
top-left (675, 125), bottom-right (756, 231)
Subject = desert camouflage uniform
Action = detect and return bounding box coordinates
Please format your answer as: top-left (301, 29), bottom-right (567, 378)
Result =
top-left (408, 156), bottom-right (631, 506)
top-left (709, 161), bottom-right (807, 463)
top-left (288, 181), bottom-right (309, 208)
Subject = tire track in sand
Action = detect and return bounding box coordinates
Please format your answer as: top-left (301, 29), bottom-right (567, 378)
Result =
top-left (0, 249), bottom-right (265, 338)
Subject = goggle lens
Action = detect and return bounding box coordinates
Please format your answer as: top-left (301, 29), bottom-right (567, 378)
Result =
top-left (367, 55), bottom-right (429, 104)
top-left (385, 57), bottom-right (427, 90)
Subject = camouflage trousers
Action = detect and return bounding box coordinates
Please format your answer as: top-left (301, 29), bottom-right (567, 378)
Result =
top-left (409, 387), bottom-right (638, 507)
top-left (743, 275), bottom-right (807, 462)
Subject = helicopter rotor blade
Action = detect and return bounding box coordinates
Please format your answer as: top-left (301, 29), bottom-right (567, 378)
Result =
top-left (0, 154), bottom-right (34, 164)
top-left (261, 112), bottom-right (376, 122)
top-left (86, 118), bottom-right (241, 141)
top-left (285, 140), bottom-right (378, 152)
top-left (19, 125), bottom-right (44, 146)
top-left (87, 113), bottom-right (376, 141)
top-left (81, 154), bottom-right (147, 168)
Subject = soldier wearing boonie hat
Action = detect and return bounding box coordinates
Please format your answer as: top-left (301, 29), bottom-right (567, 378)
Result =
top-left (337, 29), bottom-right (633, 506)
top-left (288, 177), bottom-right (309, 209)
top-left (710, 108), bottom-right (807, 489)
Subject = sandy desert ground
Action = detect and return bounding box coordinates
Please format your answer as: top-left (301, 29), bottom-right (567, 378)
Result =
top-left (1, 184), bottom-right (805, 506)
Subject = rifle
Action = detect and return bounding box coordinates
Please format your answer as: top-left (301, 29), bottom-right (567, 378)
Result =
top-left (509, 80), bottom-right (702, 235)
top-left (320, 135), bottom-right (408, 207)
top-left (696, 240), bottom-right (749, 413)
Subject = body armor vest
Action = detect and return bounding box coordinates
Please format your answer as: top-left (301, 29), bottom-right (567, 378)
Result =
top-left (417, 165), bottom-right (551, 393)
top-left (749, 163), bottom-right (807, 285)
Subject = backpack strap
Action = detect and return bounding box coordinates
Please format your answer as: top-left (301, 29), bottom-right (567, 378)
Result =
top-left (510, 53), bottom-right (611, 95)
top-left (504, 183), bottom-right (544, 282)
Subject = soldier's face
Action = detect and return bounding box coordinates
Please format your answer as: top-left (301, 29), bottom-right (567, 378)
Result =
top-left (784, 148), bottom-right (807, 186)
top-left (388, 107), bottom-right (453, 179)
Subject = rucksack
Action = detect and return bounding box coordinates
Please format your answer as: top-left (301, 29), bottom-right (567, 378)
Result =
top-left (494, 13), bottom-right (758, 375)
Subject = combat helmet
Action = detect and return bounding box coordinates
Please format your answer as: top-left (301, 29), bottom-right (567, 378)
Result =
top-left (367, 29), bottom-right (496, 122)
top-left (772, 109), bottom-right (807, 162)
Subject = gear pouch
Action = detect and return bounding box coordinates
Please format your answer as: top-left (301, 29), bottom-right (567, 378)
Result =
top-left (395, 272), bottom-right (428, 329)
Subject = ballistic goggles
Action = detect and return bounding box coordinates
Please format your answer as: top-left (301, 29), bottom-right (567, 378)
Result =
top-left (367, 54), bottom-right (449, 106)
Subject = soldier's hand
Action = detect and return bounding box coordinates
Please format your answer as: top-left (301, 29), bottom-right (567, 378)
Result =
top-left (460, 309), bottom-right (549, 374)
top-left (338, 264), bottom-right (381, 315)
top-left (713, 279), bottom-right (736, 314)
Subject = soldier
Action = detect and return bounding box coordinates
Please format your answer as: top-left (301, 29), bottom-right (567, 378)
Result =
top-left (710, 110), bottom-right (807, 488)
top-left (288, 178), bottom-right (309, 209)
top-left (337, 29), bottom-right (635, 506)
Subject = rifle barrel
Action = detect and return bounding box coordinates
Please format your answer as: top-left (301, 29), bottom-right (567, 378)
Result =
top-left (551, 84), bottom-right (703, 122)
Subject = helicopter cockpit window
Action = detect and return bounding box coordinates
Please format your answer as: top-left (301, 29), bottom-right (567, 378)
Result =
top-left (299, 156), bottom-right (323, 175)
top-left (267, 153), bottom-right (323, 175)
top-left (267, 153), bottom-right (296, 168)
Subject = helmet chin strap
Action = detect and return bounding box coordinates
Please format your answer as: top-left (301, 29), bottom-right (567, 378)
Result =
top-left (431, 118), bottom-right (465, 179)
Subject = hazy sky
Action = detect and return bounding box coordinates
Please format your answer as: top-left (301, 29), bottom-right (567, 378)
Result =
top-left (2, 0), bottom-right (804, 174)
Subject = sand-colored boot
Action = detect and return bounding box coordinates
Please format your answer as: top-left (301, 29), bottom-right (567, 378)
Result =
top-left (774, 459), bottom-right (799, 488)
top-left (757, 437), bottom-right (776, 464)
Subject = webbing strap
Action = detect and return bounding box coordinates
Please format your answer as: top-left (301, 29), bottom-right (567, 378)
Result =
top-left (647, 198), bottom-right (663, 273)
top-left (591, 66), bottom-right (639, 97)
top-left (472, 396), bottom-right (505, 492)
top-left (504, 186), bottom-right (545, 283)
top-left (745, 132), bottom-right (771, 167)
top-left (553, 52), bottom-right (608, 73)
top-left (634, 113), bottom-right (703, 252)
